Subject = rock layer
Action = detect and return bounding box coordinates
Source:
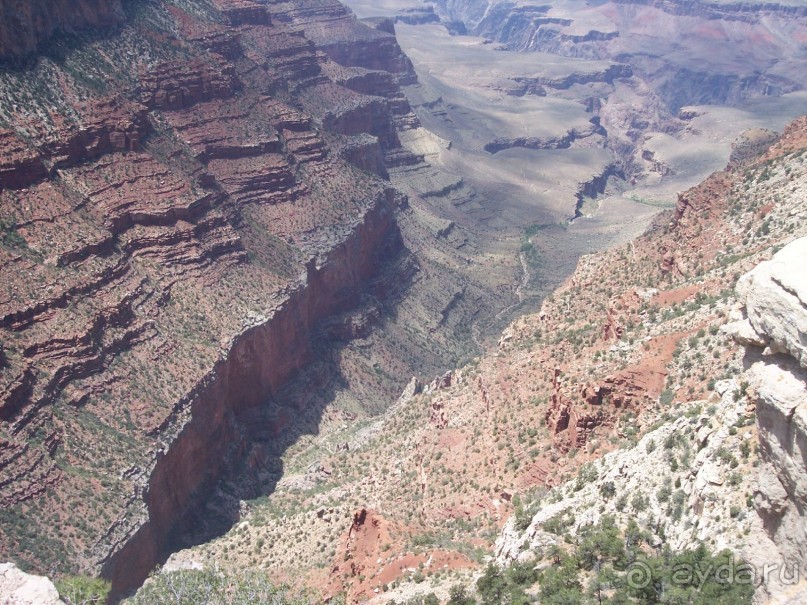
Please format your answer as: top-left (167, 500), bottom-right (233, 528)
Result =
top-left (732, 239), bottom-right (807, 367)
top-left (0, 0), bottom-right (428, 596)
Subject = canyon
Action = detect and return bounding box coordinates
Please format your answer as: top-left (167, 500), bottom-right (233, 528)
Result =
top-left (0, 0), bottom-right (515, 595)
top-left (184, 113), bottom-right (803, 604)
top-left (0, 0), bottom-right (805, 604)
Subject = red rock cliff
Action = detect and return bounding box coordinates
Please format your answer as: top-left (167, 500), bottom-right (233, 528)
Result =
top-left (0, 0), bottom-right (420, 594)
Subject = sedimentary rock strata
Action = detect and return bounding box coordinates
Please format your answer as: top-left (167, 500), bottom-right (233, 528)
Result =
top-left (0, 0), bottom-right (433, 595)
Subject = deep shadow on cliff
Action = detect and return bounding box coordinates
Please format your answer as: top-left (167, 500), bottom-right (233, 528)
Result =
top-left (102, 231), bottom-right (414, 599)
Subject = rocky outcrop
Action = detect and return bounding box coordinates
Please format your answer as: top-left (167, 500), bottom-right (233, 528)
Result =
top-left (0, 563), bottom-right (64, 605)
top-left (289, 0), bottom-right (418, 85)
top-left (729, 129), bottom-right (780, 167)
top-left (435, 0), bottom-right (617, 58)
top-left (497, 380), bottom-right (761, 564)
top-left (656, 68), bottom-right (799, 114)
top-left (394, 7), bottom-right (441, 26)
top-left (511, 64), bottom-right (633, 92)
top-left (0, 0), bottom-right (124, 59)
top-left (726, 238), bottom-right (807, 602)
top-left (44, 97), bottom-right (151, 170)
top-left (0, 97), bottom-right (149, 190)
top-left (572, 162), bottom-right (624, 219)
top-left (211, 0), bottom-right (270, 26)
top-left (336, 134), bottom-right (388, 178)
top-left (544, 357), bottom-right (665, 452)
top-left (0, 96), bottom-right (151, 189)
top-left (729, 239), bottom-right (807, 367)
top-left (0, 130), bottom-right (47, 190)
top-left (484, 119), bottom-right (603, 154)
top-left (137, 59), bottom-right (239, 111)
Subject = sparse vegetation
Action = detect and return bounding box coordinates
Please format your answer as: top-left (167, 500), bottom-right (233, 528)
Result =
top-left (444, 518), bottom-right (753, 604)
top-left (56, 576), bottom-right (111, 605)
top-left (127, 569), bottom-right (327, 605)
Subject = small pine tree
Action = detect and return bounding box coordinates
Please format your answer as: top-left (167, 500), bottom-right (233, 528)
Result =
top-left (56, 576), bottom-right (111, 605)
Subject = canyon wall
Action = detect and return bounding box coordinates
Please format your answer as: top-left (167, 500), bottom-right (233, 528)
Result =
top-left (102, 191), bottom-right (402, 596)
top-left (0, 0), bottom-right (439, 596)
top-left (612, 0), bottom-right (807, 19)
top-left (433, 0), bottom-right (807, 108)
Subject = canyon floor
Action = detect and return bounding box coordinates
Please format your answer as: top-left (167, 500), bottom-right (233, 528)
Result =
top-left (347, 0), bottom-right (807, 336)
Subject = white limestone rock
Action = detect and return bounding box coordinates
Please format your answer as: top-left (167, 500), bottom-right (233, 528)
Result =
top-left (0, 563), bottom-right (64, 605)
top-left (495, 382), bottom-right (753, 563)
top-left (735, 238), bottom-right (807, 368)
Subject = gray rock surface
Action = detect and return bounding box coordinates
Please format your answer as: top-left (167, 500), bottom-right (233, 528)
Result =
top-left (729, 238), bottom-right (807, 604)
top-left (0, 563), bottom-right (64, 605)
top-left (731, 238), bottom-right (807, 368)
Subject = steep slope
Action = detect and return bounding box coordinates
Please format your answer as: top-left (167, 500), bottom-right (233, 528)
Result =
top-left (496, 234), bottom-right (807, 604)
top-left (443, 120), bottom-right (807, 604)
top-left (0, 0), bottom-right (125, 59)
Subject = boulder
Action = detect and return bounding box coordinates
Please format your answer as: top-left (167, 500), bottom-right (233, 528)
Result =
top-left (747, 359), bottom-right (807, 507)
top-left (0, 563), bottom-right (64, 605)
top-left (733, 238), bottom-right (807, 368)
top-left (755, 468), bottom-right (789, 520)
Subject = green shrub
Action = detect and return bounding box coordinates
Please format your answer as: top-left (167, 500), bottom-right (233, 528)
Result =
top-left (127, 569), bottom-right (320, 605)
top-left (447, 584), bottom-right (476, 605)
top-left (56, 576), bottom-right (111, 605)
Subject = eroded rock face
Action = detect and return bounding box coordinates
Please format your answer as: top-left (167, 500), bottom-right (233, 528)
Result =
top-left (0, 0), bottom-right (426, 595)
top-left (497, 380), bottom-right (759, 562)
top-left (727, 237), bottom-right (807, 602)
top-left (0, 563), bottom-right (64, 605)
